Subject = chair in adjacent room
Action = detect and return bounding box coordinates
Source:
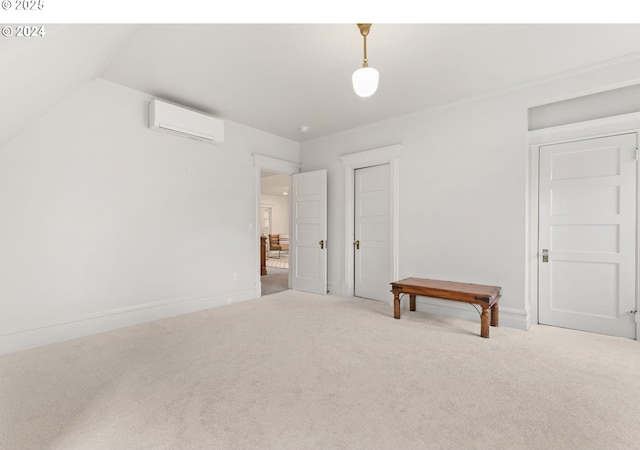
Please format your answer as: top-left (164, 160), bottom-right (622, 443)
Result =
top-left (268, 234), bottom-right (289, 258)
top-left (268, 234), bottom-right (282, 258)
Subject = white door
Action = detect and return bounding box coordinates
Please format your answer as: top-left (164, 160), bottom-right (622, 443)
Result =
top-left (354, 164), bottom-right (391, 301)
top-left (538, 133), bottom-right (637, 339)
top-left (291, 170), bottom-right (327, 295)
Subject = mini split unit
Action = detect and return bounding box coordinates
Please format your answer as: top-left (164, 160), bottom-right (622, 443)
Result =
top-left (149, 99), bottom-right (224, 145)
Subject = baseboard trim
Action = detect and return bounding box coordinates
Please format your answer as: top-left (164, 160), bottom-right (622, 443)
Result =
top-left (410, 298), bottom-right (530, 331)
top-left (0, 288), bottom-right (256, 356)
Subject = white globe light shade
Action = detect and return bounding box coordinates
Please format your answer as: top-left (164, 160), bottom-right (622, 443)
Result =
top-left (352, 66), bottom-right (379, 97)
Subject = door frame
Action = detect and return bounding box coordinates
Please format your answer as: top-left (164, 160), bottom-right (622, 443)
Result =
top-left (527, 112), bottom-right (640, 339)
top-left (338, 144), bottom-right (401, 300)
top-left (253, 154), bottom-right (300, 298)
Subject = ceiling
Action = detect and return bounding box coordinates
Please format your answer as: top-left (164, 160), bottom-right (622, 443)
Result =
top-left (261, 173), bottom-right (290, 197)
top-left (3, 24), bottom-right (640, 145)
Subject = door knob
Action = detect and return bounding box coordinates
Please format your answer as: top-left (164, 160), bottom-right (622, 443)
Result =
top-left (542, 249), bottom-right (549, 263)
top-left (354, 240), bottom-right (360, 250)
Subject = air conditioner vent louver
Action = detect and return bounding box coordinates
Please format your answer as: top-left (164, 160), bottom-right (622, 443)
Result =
top-left (149, 99), bottom-right (224, 145)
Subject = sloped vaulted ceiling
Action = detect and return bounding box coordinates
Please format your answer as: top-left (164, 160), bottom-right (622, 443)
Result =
top-left (0, 25), bottom-right (137, 146)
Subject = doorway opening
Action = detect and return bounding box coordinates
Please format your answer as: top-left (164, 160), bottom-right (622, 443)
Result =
top-left (260, 170), bottom-right (291, 296)
top-left (252, 155), bottom-right (299, 298)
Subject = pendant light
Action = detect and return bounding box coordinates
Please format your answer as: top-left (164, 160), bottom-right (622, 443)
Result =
top-left (352, 23), bottom-right (379, 98)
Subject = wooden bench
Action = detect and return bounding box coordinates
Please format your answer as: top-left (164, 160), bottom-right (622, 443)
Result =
top-left (390, 278), bottom-right (502, 338)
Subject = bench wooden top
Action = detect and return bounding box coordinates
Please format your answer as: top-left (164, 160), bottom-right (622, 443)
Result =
top-left (390, 277), bottom-right (502, 304)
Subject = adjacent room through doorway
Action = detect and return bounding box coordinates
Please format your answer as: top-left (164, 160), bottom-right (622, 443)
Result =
top-left (260, 170), bottom-right (291, 296)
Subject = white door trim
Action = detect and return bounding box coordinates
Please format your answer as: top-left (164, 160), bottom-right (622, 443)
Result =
top-left (338, 144), bottom-right (401, 299)
top-left (253, 154), bottom-right (300, 298)
top-left (527, 112), bottom-right (640, 339)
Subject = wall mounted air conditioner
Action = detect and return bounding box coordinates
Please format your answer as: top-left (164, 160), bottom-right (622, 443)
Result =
top-left (149, 99), bottom-right (224, 145)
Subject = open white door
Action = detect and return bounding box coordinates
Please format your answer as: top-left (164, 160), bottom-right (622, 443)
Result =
top-left (291, 170), bottom-right (327, 295)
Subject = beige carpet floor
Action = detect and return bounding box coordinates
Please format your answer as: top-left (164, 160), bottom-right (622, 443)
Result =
top-left (265, 256), bottom-right (288, 269)
top-left (261, 267), bottom-right (289, 297)
top-left (1, 290), bottom-right (640, 449)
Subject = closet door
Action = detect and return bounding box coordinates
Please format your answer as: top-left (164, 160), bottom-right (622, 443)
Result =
top-left (538, 133), bottom-right (637, 338)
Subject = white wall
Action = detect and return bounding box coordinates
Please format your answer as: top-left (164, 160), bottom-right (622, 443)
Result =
top-left (0, 78), bottom-right (299, 354)
top-left (300, 57), bottom-right (640, 330)
top-left (260, 194), bottom-right (289, 235)
top-left (528, 82), bottom-right (640, 130)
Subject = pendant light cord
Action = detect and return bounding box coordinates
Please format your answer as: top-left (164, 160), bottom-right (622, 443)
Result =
top-left (358, 24), bottom-right (372, 68)
top-left (362, 33), bottom-right (368, 67)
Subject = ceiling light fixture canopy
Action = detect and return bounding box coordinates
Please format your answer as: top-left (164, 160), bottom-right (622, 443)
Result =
top-left (352, 23), bottom-right (379, 98)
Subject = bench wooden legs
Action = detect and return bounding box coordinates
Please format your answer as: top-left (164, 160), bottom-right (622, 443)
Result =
top-left (491, 303), bottom-right (499, 327)
top-left (393, 293), bottom-right (416, 319)
top-left (480, 307), bottom-right (490, 338)
top-left (393, 291), bottom-right (401, 319)
top-left (480, 304), bottom-right (501, 338)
